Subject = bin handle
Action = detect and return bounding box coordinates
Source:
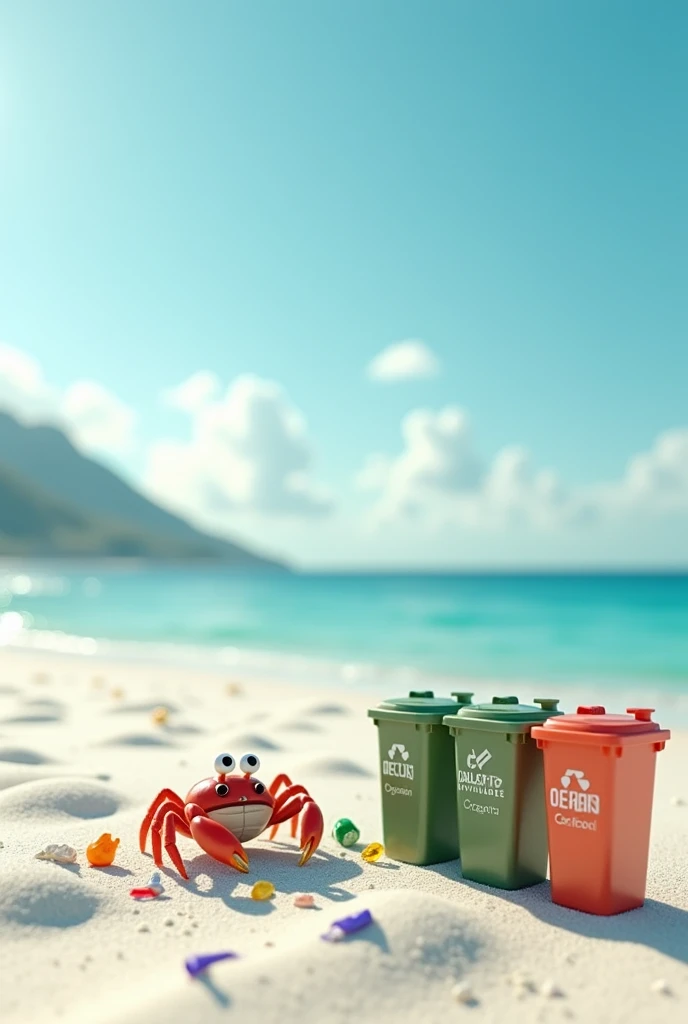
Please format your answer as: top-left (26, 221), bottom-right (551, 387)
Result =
top-left (627, 707), bottom-right (655, 722)
top-left (534, 698), bottom-right (560, 711)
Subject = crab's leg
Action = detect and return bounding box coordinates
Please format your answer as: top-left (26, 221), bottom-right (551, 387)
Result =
top-left (268, 793), bottom-right (324, 865)
top-left (269, 784), bottom-right (308, 840)
top-left (150, 801), bottom-right (191, 869)
top-left (139, 788), bottom-right (185, 853)
top-left (186, 805), bottom-right (250, 874)
top-left (268, 773), bottom-right (293, 797)
top-left (161, 810), bottom-right (193, 880)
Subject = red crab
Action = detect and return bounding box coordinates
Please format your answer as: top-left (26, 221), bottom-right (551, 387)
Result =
top-left (139, 752), bottom-right (324, 879)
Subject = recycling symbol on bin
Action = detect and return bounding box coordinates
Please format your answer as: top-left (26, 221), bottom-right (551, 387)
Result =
top-left (560, 768), bottom-right (590, 791)
top-left (387, 743), bottom-right (410, 762)
top-left (467, 748), bottom-right (492, 770)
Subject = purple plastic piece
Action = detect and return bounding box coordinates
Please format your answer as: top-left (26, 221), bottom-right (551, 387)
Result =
top-left (321, 908), bottom-right (373, 942)
top-left (185, 951), bottom-right (239, 977)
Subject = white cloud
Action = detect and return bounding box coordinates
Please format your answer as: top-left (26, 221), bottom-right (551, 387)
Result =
top-left (367, 340), bottom-right (439, 381)
top-left (598, 428), bottom-right (688, 515)
top-left (355, 406), bottom-right (688, 531)
top-left (358, 406), bottom-right (482, 520)
top-left (147, 374), bottom-right (332, 519)
top-left (60, 380), bottom-right (137, 455)
top-left (163, 370), bottom-right (220, 414)
top-left (0, 343), bottom-right (56, 423)
top-left (0, 342), bottom-right (137, 456)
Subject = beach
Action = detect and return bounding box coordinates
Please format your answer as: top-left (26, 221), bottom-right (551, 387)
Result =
top-left (0, 648), bottom-right (685, 1023)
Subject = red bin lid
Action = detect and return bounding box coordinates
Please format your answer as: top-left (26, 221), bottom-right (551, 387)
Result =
top-left (537, 705), bottom-right (663, 735)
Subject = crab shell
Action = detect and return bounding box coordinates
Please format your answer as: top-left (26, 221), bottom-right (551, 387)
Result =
top-left (185, 772), bottom-right (275, 843)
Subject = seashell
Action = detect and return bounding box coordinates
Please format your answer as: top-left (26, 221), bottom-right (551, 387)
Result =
top-left (35, 843), bottom-right (77, 864)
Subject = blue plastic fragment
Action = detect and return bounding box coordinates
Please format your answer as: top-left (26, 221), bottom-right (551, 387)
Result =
top-left (185, 951), bottom-right (239, 977)
top-left (321, 908), bottom-right (373, 942)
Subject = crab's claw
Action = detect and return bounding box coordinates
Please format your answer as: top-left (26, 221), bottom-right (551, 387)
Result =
top-left (188, 814), bottom-right (250, 873)
top-left (298, 799), bottom-right (324, 866)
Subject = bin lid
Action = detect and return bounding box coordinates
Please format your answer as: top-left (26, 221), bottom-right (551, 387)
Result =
top-left (375, 691), bottom-right (471, 715)
top-left (535, 705), bottom-right (664, 735)
top-left (454, 695), bottom-right (561, 721)
top-left (444, 695), bottom-right (561, 725)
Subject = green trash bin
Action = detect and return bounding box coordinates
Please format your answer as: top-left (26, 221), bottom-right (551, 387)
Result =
top-left (368, 690), bottom-right (474, 865)
top-left (443, 696), bottom-right (561, 889)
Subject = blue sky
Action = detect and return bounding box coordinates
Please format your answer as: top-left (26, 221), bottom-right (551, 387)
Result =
top-left (1, 1), bottom-right (687, 567)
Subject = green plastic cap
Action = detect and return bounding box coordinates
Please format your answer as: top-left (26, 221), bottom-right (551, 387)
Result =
top-left (451, 691), bottom-right (475, 704)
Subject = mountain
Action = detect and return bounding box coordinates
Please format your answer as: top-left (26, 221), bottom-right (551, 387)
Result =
top-left (0, 412), bottom-right (286, 567)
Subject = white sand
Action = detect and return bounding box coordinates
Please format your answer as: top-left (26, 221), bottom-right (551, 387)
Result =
top-left (0, 650), bottom-right (685, 1023)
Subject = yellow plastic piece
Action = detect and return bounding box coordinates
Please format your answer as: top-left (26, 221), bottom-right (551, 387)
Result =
top-left (87, 833), bottom-right (120, 867)
top-left (151, 706), bottom-right (169, 725)
top-left (251, 880), bottom-right (275, 901)
top-left (361, 842), bottom-right (384, 863)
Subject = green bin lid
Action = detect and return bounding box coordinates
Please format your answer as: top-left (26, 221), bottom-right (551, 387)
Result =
top-left (377, 691), bottom-right (469, 715)
top-left (368, 690), bottom-right (474, 725)
top-left (448, 695), bottom-right (560, 723)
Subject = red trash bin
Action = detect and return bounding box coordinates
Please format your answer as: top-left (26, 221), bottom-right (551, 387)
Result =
top-left (532, 706), bottom-right (670, 916)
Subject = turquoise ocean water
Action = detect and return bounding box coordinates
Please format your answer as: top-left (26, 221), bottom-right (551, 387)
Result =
top-left (1, 569), bottom-right (686, 719)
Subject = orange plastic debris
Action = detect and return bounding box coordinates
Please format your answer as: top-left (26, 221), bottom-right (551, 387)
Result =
top-left (87, 833), bottom-right (120, 867)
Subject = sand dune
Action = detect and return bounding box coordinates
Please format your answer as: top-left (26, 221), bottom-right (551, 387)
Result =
top-left (0, 777), bottom-right (124, 823)
top-left (0, 745), bottom-right (58, 764)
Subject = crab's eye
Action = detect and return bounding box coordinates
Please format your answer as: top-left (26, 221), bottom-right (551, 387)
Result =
top-left (215, 783), bottom-right (229, 797)
top-left (253, 781), bottom-right (266, 795)
top-left (240, 753), bottom-right (260, 775)
top-left (214, 753), bottom-right (235, 774)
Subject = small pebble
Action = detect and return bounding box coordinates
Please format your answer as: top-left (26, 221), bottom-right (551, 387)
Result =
top-left (191, 921), bottom-right (198, 928)
top-left (265, 941), bottom-right (275, 947)
top-left (137, 924), bottom-right (150, 933)
top-left (650, 979), bottom-right (672, 996)
top-left (361, 842), bottom-right (384, 863)
top-left (451, 982), bottom-right (474, 1004)
top-left (164, 918), bottom-right (175, 926)
top-left (132, 908), bottom-right (140, 915)
top-left (251, 880), bottom-right (275, 901)
top-left (368, 883), bottom-right (375, 889)
top-left (541, 980), bottom-right (564, 998)
top-left (116, 952), bottom-right (124, 960)
top-left (670, 796), bottom-right (685, 807)
top-left (183, 929), bottom-right (192, 936)
top-left (151, 706), bottom-right (169, 726)
top-left (294, 893), bottom-right (316, 908)
top-left (338, 851), bottom-right (348, 858)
